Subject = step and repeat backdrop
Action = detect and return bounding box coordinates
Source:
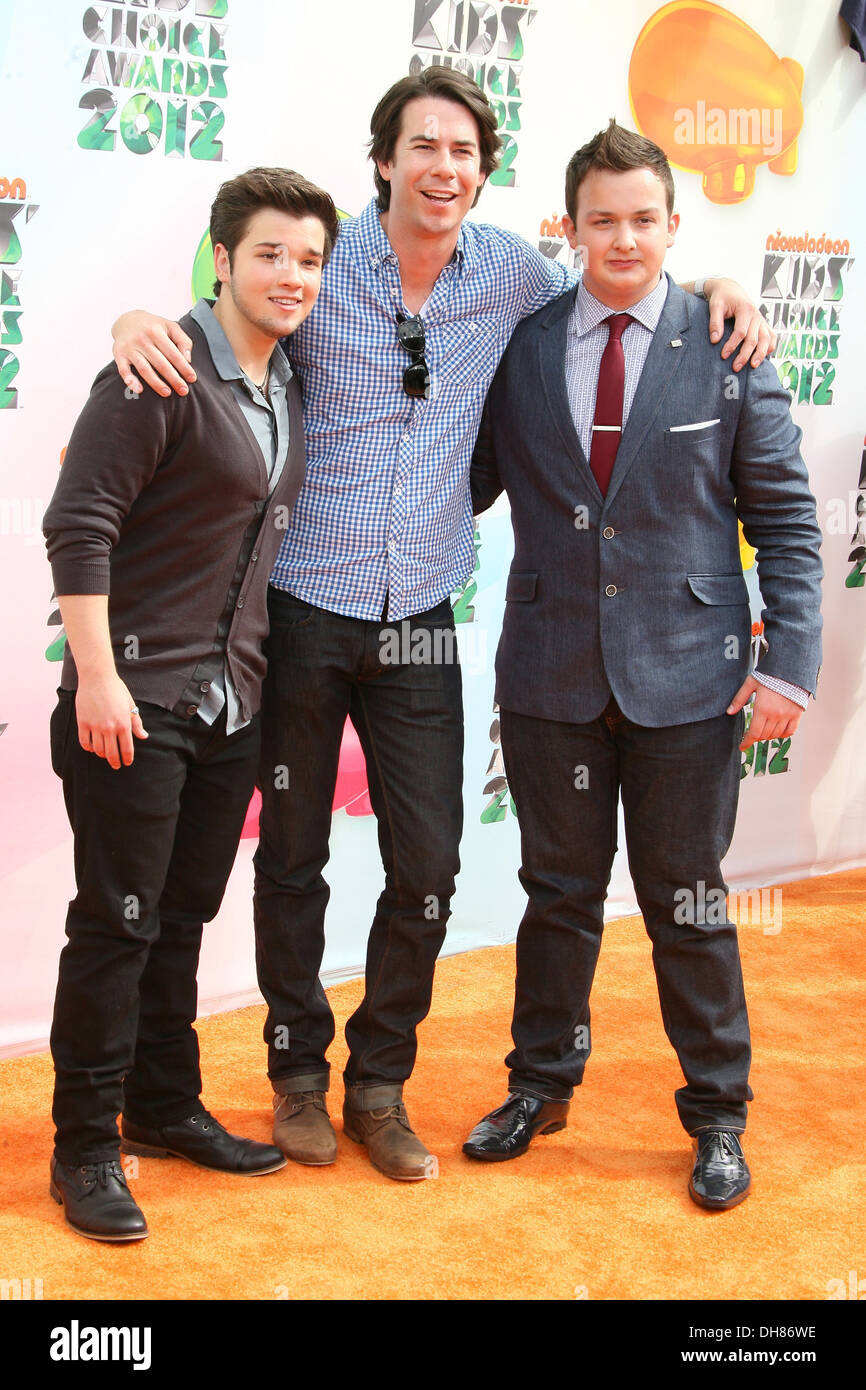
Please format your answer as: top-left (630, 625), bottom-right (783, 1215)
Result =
top-left (1, 0), bottom-right (864, 1054)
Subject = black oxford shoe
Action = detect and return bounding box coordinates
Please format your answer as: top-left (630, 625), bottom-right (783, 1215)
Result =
top-left (463, 1093), bottom-right (569, 1161)
top-left (121, 1110), bottom-right (287, 1175)
top-left (688, 1130), bottom-right (751, 1211)
top-left (50, 1155), bottom-right (149, 1242)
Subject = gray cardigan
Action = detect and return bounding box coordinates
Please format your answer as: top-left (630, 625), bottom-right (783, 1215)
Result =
top-left (43, 312), bottom-right (306, 722)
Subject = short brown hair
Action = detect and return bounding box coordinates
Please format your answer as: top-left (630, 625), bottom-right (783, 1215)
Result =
top-left (210, 167), bottom-right (340, 295)
top-left (369, 68), bottom-right (501, 212)
top-left (564, 120), bottom-right (675, 222)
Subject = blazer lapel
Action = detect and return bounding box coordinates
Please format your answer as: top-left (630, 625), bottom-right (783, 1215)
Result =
top-left (537, 291), bottom-right (600, 497)
top-left (603, 277), bottom-right (691, 508)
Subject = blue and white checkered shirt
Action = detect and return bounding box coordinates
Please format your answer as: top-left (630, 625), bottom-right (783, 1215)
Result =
top-left (270, 199), bottom-right (575, 620)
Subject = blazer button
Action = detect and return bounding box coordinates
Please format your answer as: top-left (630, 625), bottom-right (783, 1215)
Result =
top-left (186, 705), bottom-right (198, 716)
top-left (605, 584), bottom-right (618, 597)
top-left (603, 527), bottom-right (615, 540)
top-left (199, 681), bottom-right (211, 692)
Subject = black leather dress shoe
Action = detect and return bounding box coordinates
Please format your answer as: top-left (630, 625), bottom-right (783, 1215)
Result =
top-left (688, 1130), bottom-right (751, 1210)
top-left (463, 1093), bottom-right (569, 1161)
top-left (50, 1155), bottom-right (149, 1242)
top-left (121, 1110), bottom-right (287, 1175)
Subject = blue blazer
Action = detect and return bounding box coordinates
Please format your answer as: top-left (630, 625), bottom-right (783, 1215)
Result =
top-left (471, 277), bottom-right (823, 727)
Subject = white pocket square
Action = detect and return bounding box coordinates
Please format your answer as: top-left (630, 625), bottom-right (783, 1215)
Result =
top-left (669, 419), bottom-right (720, 432)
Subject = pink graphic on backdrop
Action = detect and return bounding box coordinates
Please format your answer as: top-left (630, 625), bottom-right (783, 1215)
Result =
top-left (241, 716), bottom-right (372, 838)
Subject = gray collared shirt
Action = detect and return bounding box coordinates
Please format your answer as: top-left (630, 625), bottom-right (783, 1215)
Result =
top-left (189, 298), bottom-right (292, 731)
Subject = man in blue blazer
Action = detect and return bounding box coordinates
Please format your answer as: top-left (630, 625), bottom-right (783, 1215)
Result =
top-left (464, 122), bottom-right (823, 1209)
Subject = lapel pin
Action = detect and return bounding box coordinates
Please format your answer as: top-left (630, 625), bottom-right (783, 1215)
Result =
top-left (670, 338), bottom-right (683, 348)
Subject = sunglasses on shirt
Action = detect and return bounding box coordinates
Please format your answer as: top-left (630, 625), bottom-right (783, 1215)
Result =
top-left (396, 313), bottom-right (430, 400)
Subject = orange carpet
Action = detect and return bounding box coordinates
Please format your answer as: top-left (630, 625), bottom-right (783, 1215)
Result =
top-left (2, 869), bottom-right (864, 1301)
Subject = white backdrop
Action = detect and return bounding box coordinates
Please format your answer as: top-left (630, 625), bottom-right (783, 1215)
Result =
top-left (1, 0), bottom-right (864, 1057)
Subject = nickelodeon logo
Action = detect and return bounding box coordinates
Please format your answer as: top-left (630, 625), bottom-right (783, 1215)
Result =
top-left (0, 178), bottom-right (26, 200)
top-left (538, 215), bottom-right (567, 239)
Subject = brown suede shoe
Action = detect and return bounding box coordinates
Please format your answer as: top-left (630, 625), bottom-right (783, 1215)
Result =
top-left (343, 1083), bottom-right (438, 1182)
top-left (272, 1087), bottom-right (337, 1166)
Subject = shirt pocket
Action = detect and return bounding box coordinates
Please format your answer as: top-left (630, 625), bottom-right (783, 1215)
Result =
top-left (432, 317), bottom-right (502, 389)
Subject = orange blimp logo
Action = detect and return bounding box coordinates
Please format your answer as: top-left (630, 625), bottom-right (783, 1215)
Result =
top-left (629, 1), bottom-right (803, 204)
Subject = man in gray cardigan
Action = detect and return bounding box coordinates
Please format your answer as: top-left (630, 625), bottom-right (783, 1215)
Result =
top-left (43, 168), bottom-right (339, 1242)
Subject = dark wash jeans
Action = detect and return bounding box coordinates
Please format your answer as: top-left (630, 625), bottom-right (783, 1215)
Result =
top-left (253, 588), bottom-right (463, 1092)
top-left (49, 691), bottom-right (260, 1163)
top-left (500, 699), bottom-right (752, 1135)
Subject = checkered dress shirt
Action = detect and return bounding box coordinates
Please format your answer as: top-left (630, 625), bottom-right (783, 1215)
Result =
top-left (269, 199), bottom-right (575, 621)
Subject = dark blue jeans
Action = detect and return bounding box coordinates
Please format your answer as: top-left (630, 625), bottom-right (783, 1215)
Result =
top-left (500, 699), bottom-right (752, 1135)
top-left (50, 693), bottom-right (260, 1163)
top-left (253, 588), bottom-right (463, 1091)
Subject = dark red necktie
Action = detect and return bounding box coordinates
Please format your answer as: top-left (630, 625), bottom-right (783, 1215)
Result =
top-left (590, 313), bottom-right (634, 496)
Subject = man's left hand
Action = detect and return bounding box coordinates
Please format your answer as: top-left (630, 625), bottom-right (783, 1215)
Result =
top-left (727, 675), bottom-right (804, 751)
top-left (705, 277), bottom-right (776, 371)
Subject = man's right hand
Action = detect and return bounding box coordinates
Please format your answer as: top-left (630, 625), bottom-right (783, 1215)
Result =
top-left (112, 310), bottom-right (196, 398)
top-left (76, 674), bottom-right (149, 769)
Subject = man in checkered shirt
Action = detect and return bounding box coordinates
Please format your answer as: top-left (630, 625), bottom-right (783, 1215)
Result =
top-left (112, 69), bottom-right (774, 1182)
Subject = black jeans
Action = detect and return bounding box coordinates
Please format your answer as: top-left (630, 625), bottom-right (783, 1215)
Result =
top-left (500, 699), bottom-right (752, 1135)
top-left (253, 589), bottom-right (463, 1091)
top-left (49, 692), bottom-right (260, 1163)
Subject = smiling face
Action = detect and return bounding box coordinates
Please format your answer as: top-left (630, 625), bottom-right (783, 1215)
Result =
top-left (213, 207), bottom-right (325, 350)
top-left (562, 166), bottom-right (678, 310)
top-left (375, 95), bottom-right (486, 245)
